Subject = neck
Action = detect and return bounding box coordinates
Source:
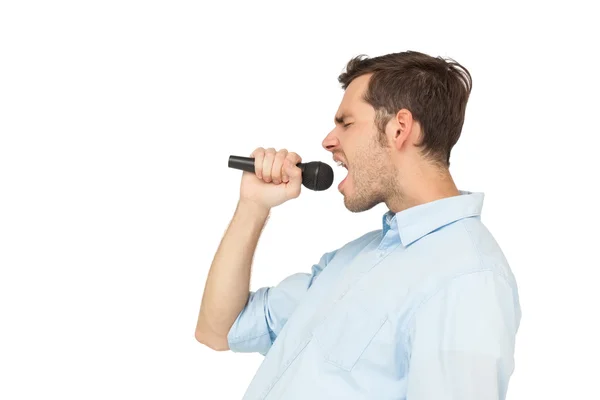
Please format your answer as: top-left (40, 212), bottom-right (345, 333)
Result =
top-left (385, 164), bottom-right (460, 213)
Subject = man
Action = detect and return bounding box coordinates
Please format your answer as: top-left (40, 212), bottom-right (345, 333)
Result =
top-left (195, 50), bottom-right (521, 399)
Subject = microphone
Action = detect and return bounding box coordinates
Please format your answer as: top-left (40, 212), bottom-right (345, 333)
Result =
top-left (228, 155), bottom-right (334, 191)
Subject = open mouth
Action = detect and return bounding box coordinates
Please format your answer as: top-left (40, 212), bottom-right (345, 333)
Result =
top-left (335, 160), bottom-right (348, 170)
top-left (336, 160), bottom-right (349, 190)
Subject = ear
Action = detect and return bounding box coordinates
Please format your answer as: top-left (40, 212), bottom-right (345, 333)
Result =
top-left (390, 109), bottom-right (415, 151)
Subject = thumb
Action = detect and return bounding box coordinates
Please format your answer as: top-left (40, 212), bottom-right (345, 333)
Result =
top-left (284, 159), bottom-right (302, 185)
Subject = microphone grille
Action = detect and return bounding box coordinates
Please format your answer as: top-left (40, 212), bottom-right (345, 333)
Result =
top-left (313, 162), bottom-right (334, 191)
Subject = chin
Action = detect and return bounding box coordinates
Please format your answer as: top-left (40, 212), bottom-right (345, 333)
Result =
top-left (344, 196), bottom-right (379, 213)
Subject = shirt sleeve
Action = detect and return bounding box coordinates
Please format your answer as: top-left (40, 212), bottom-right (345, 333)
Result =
top-left (227, 249), bottom-right (338, 355)
top-left (405, 270), bottom-right (521, 400)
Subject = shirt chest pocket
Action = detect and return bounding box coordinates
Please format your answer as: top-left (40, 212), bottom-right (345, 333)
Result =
top-left (311, 302), bottom-right (388, 371)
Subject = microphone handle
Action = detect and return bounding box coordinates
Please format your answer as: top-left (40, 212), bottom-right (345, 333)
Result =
top-left (228, 156), bottom-right (304, 173)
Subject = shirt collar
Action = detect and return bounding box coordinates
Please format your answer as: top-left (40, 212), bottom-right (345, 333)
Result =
top-left (381, 190), bottom-right (485, 246)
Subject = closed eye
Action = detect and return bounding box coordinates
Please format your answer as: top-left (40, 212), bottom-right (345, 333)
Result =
top-left (343, 123), bottom-right (353, 128)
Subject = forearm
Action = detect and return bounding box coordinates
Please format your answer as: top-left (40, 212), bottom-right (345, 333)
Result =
top-left (195, 199), bottom-right (270, 348)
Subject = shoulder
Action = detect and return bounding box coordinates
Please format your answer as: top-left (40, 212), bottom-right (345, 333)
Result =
top-left (408, 216), bottom-right (517, 286)
top-left (396, 218), bottom-right (521, 329)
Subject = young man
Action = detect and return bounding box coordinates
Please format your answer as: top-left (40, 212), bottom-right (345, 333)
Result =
top-left (196, 50), bottom-right (521, 399)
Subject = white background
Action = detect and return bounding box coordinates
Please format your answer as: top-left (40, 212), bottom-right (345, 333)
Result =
top-left (1, 1), bottom-right (598, 399)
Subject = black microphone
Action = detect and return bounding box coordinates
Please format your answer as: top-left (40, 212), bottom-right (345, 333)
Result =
top-left (228, 155), bottom-right (334, 191)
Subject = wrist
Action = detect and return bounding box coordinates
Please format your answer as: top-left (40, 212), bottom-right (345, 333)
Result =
top-left (237, 199), bottom-right (271, 218)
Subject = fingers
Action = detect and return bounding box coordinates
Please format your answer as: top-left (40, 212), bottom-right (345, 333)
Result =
top-left (272, 149), bottom-right (288, 184)
top-left (250, 147), bottom-right (265, 180)
top-left (262, 148), bottom-right (276, 183)
top-left (250, 147), bottom-right (299, 185)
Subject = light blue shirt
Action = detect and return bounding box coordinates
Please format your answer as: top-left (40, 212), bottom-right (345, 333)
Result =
top-left (227, 190), bottom-right (521, 399)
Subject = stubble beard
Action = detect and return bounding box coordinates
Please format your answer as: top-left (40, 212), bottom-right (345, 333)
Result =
top-left (344, 139), bottom-right (399, 213)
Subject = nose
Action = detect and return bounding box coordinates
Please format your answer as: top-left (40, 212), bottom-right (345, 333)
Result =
top-left (321, 128), bottom-right (339, 153)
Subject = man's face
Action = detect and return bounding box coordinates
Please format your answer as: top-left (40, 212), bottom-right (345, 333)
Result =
top-left (322, 74), bottom-right (398, 213)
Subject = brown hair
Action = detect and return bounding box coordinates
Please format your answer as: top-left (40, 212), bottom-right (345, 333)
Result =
top-left (338, 50), bottom-right (472, 167)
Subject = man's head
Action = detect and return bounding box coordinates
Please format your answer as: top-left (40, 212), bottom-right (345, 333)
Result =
top-left (322, 50), bottom-right (472, 213)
